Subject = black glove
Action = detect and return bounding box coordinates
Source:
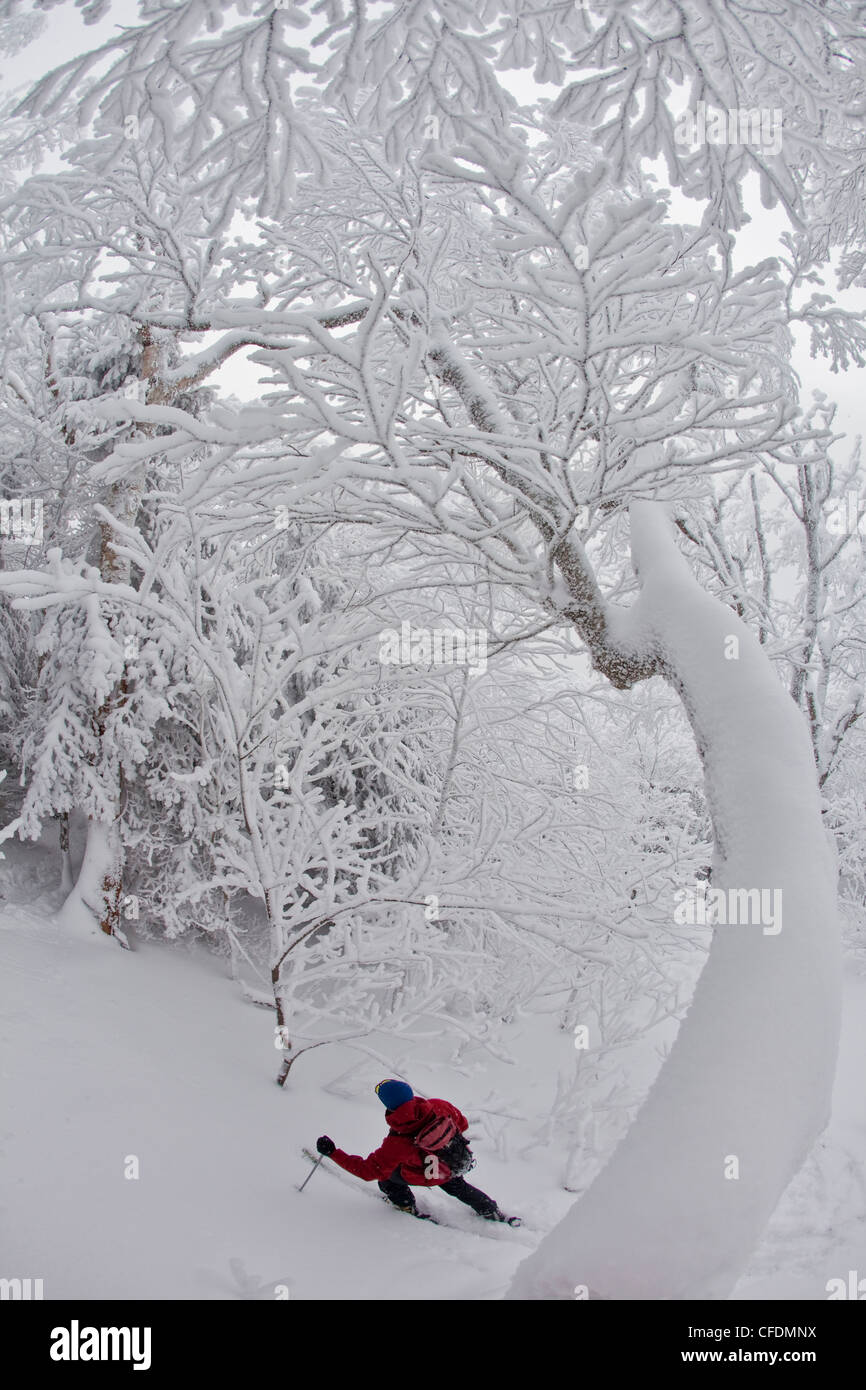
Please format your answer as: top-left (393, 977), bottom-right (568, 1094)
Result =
top-left (316, 1135), bottom-right (336, 1156)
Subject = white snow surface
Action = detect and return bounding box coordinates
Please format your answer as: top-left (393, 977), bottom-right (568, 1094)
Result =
top-left (0, 864), bottom-right (564, 1301)
top-left (0, 821), bottom-right (862, 1302)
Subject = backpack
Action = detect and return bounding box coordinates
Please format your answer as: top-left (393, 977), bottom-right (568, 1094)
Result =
top-left (413, 1112), bottom-right (476, 1179)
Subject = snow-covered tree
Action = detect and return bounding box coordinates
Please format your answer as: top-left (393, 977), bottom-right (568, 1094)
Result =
top-left (675, 397), bottom-right (866, 789)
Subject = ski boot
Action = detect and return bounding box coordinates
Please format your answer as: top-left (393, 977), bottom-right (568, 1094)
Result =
top-left (385, 1198), bottom-right (437, 1222)
top-left (481, 1206), bottom-right (522, 1227)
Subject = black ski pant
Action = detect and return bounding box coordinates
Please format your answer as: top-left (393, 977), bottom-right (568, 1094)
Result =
top-left (378, 1168), bottom-right (497, 1216)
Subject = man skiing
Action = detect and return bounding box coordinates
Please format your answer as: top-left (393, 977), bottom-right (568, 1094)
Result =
top-left (315, 1079), bottom-right (520, 1224)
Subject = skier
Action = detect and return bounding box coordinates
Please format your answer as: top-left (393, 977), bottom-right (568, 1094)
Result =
top-left (315, 1079), bottom-right (520, 1224)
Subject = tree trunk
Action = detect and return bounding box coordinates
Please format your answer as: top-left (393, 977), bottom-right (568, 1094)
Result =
top-left (58, 811), bottom-right (73, 894)
top-left (507, 501), bottom-right (841, 1300)
top-left (273, 963), bottom-right (292, 1088)
top-left (60, 326), bottom-right (153, 943)
top-left (58, 814), bottom-right (128, 946)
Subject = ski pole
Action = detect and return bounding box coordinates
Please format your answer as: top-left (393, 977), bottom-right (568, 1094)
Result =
top-left (298, 1152), bottom-right (325, 1193)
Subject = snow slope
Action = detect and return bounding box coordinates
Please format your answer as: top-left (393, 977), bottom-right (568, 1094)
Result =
top-left (0, 836), bottom-right (570, 1301)
top-left (0, 833), bottom-right (863, 1301)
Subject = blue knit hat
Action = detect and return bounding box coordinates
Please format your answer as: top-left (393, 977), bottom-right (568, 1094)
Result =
top-left (375, 1079), bottom-right (414, 1110)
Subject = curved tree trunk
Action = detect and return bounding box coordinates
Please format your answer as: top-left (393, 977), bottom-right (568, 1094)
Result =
top-left (507, 501), bottom-right (841, 1300)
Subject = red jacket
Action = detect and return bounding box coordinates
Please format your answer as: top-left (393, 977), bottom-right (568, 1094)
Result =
top-left (331, 1096), bottom-right (468, 1186)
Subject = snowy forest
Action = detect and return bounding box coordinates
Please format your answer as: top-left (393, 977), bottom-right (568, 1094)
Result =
top-left (1, 0), bottom-right (866, 1308)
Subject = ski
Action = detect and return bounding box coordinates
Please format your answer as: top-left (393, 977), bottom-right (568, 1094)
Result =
top-left (300, 1148), bottom-right (532, 1245)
